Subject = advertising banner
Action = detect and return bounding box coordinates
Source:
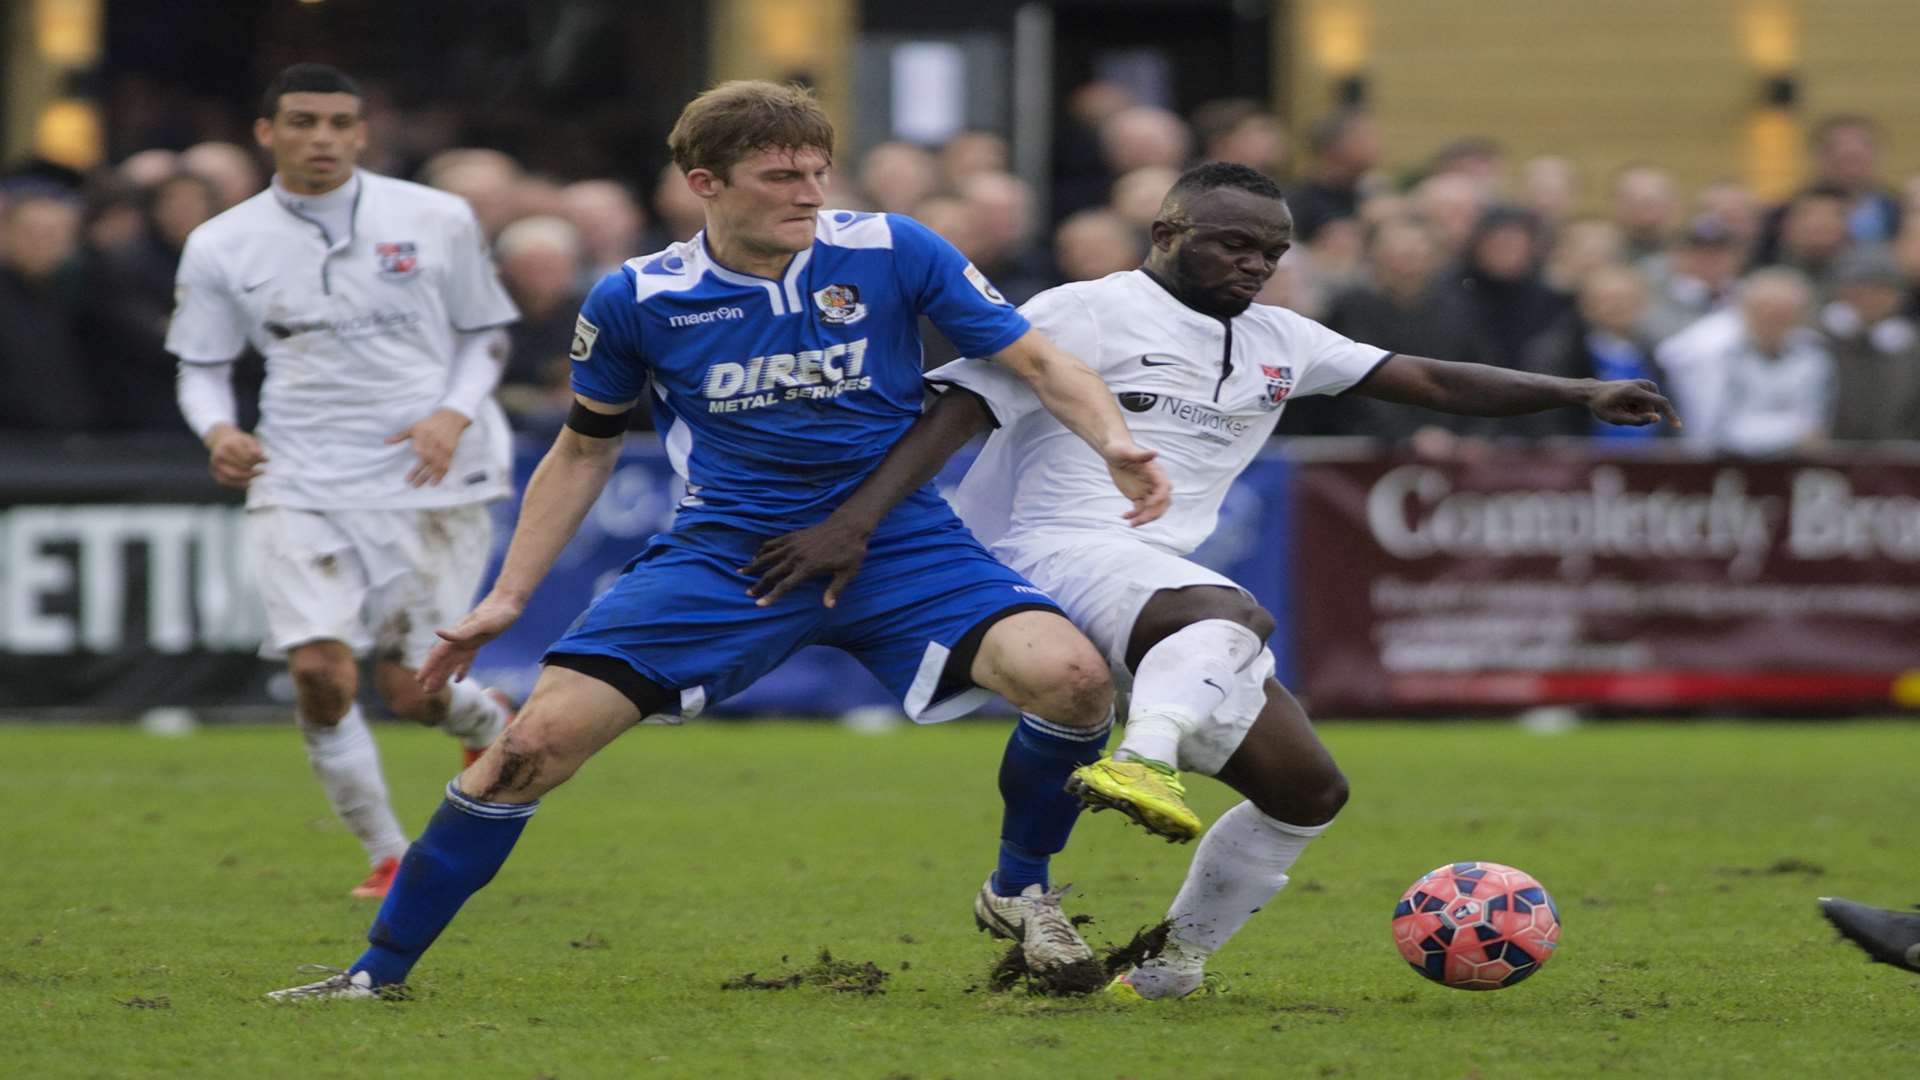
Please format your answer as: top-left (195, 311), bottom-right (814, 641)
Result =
top-left (1292, 450), bottom-right (1920, 714)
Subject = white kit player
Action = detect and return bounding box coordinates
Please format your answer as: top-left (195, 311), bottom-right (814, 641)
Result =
top-left (168, 64), bottom-right (522, 898)
top-left (749, 163), bottom-right (1677, 998)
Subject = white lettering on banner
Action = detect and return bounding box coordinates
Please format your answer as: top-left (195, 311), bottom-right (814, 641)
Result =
top-left (1787, 468), bottom-right (1920, 560)
top-left (1365, 465), bottom-right (1781, 578)
top-left (0, 506), bottom-right (262, 654)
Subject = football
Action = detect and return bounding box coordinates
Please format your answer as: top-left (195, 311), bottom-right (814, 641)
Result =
top-left (1392, 861), bottom-right (1562, 990)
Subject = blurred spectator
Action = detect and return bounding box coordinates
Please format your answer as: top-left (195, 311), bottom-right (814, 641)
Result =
top-left (1523, 265), bottom-right (1662, 439)
top-left (90, 172), bottom-right (220, 430)
top-left (1803, 115), bottom-right (1902, 244)
top-left (1820, 247), bottom-right (1920, 441)
top-left (1099, 106), bottom-right (1193, 176)
top-left (913, 194), bottom-right (986, 260)
top-left (1110, 166), bottom-right (1179, 231)
top-left (560, 179), bottom-right (650, 281)
top-left (1412, 172), bottom-right (1488, 260)
top-left (1286, 216), bottom-right (1476, 440)
top-left (423, 148), bottom-right (523, 238)
top-left (939, 131), bottom-right (1009, 189)
top-left (1520, 155), bottom-right (1581, 231)
top-left (653, 164), bottom-right (706, 242)
top-left (84, 180), bottom-right (149, 258)
top-left (117, 148), bottom-right (180, 190)
top-left (1640, 214), bottom-right (1745, 342)
top-left (1427, 136), bottom-right (1506, 195)
top-left (0, 192), bottom-right (98, 430)
top-left (1053, 209), bottom-right (1143, 282)
top-left (1190, 98), bottom-right (1288, 178)
top-left (181, 142), bottom-right (262, 211)
top-left (1610, 163), bottom-right (1681, 261)
top-left (1053, 80), bottom-right (1137, 221)
top-left (494, 215), bottom-right (586, 427)
top-left (1772, 188), bottom-right (1853, 295)
top-left (1288, 109), bottom-right (1382, 243)
top-left (1696, 179), bottom-right (1763, 251)
top-left (958, 171), bottom-right (1048, 303)
top-left (1542, 216), bottom-right (1625, 295)
top-left (1897, 219), bottom-right (1920, 314)
top-left (1660, 269), bottom-right (1831, 455)
top-left (1285, 216), bottom-right (1366, 320)
top-left (858, 141), bottom-right (941, 215)
top-left (1461, 206), bottom-right (1568, 376)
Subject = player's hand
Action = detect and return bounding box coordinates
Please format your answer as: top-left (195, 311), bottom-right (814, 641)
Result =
top-left (205, 425), bottom-right (268, 488)
top-left (740, 517), bottom-right (870, 608)
top-left (1102, 442), bottom-right (1171, 526)
top-left (419, 593), bottom-right (524, 691)
top-left (1588, 379), bottom-right (1682, 429)
top-left (388, 408), bottom-right (472, 487)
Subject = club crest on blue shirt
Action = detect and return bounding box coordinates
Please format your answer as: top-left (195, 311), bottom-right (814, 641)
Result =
top-left (813, 283), bottom-right (868, 326)
top-left (375, 241), bottom-right (420, 281)
top-left (1260, 363), bottom-right (1294, 409)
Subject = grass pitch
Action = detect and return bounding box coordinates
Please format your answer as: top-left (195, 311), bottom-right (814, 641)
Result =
top-left (3, 718), bottom-right (1916, 1078)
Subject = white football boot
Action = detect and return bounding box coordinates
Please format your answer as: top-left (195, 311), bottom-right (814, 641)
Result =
top-left (265, 967), bottom-right (382, 1002)
top-left (973, 878), bottom-right (1095, 971)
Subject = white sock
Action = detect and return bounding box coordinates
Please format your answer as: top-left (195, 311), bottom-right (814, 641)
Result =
top-left (299, 704), bottom-right (409, 864)
top-left (1127, 800), bottom-right (1329, 999)
top-left (1118, 619), bottom-right (1262, 766)
top-left (442, 680), bottom-right (510, 750)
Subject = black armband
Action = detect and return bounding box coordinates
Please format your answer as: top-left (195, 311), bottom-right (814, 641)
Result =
top-left (566, 400), bottom-right (632, 438)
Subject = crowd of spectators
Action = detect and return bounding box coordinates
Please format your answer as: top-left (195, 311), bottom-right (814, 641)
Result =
top-left (5, 82), bottom-right (1920, 454)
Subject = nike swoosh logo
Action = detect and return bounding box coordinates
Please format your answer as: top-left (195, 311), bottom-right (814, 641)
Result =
top-left (1138, 356), bottom-right (1178, 367)
top-left (1202, 677), bottom-right (1228, 700)
top-left (242, 277), bottom-right (274, 294)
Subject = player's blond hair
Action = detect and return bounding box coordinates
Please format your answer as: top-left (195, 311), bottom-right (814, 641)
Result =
top-left (667, 80), bottom-right (834, 180)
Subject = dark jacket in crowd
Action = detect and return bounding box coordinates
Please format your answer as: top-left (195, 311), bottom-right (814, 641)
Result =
top-left (1277, 276), bottom-right (1478, 440)
top-left (1825, 316), bottom-right (1920, 441)
top-left (0, 264), bottom-right (101, 431)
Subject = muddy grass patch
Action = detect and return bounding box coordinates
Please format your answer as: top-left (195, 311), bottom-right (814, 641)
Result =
top-left (721, 949), bottom-right (890, 995)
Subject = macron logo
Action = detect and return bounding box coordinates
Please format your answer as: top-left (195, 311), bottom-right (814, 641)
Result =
top-left (668, 306), bottom-right (746, 328)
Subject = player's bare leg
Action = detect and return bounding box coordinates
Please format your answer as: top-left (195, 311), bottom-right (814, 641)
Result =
top-left (1070, 585), bottom-right (1270, 842)
top-left (286, 640), bottom-right (410, 893)
top-left (373, 660), bottom-right (511, 767)
top-left (966, 610), bottom-right (1113, 977)
top-left (1114, 679), bottom-right (1348, 1000)
top-left (270, 665), bottom-right (650, 1000)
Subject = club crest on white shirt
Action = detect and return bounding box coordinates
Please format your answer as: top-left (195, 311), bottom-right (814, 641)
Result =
top-left (813, 283), bottom-right (868, 326)
top-left (375, 241), bottom-right (420, 281)
top-left (1260, 363), bottom-right (1295, 409)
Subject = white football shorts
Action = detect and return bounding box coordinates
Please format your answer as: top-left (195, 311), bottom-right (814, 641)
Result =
top-left (989, 530), bottom-right (1274, 774)
top-left (247, 504), bottom-right (494, 666)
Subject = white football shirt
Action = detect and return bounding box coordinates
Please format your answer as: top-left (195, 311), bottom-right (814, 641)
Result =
top-left (167, 170), bottom-right (520, 511)
top-left (928, 269), bottom-right (1389, 555)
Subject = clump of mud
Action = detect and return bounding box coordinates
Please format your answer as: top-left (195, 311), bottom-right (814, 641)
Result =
top-left (721, 948), bottom-right (890, 995)
top-left (989, 920), bottom-right (1174, 997)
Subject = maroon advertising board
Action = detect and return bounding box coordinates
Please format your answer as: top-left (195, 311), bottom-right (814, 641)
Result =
top-left (1292, 450), bottom-right (1920, 714)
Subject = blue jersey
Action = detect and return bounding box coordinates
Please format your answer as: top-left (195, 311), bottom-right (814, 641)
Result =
top-left (569, 211), bottom-right (1030, 537)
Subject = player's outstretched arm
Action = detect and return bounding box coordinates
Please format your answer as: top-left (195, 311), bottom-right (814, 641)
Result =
top-left (419, 394), bottom-right (631, 689)
top-left (991, 328), bottom-right (1171, 524)
top-left (1354, 354), bottom-right (1682, 429)
top-left (743, 388), bottom-right (995, 608)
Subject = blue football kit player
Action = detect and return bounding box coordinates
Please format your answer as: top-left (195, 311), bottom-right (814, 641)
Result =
top-left (269, 80), bottom-right (1170, 1000)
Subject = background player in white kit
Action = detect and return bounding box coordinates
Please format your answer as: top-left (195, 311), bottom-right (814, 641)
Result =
top-left (168, 64), bottom-right (521, 898)
top-left (749, 162), bottom-right (1677, 998)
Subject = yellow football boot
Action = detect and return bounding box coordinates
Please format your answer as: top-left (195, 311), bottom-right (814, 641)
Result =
top-left (1066, 754), bottom-right (1203, 842)
top-left (1103, 969), bottom-right (1227, 1002)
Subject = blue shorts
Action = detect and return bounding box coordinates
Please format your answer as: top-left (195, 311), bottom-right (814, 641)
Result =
top-left (545, 520), bottom-right (1061, 721)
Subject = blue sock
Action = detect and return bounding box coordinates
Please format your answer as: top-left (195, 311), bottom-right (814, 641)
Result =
top-left (993, 711), bottom-right (1111, 897)
top-left (351, 780), bottom-right (538, 986)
